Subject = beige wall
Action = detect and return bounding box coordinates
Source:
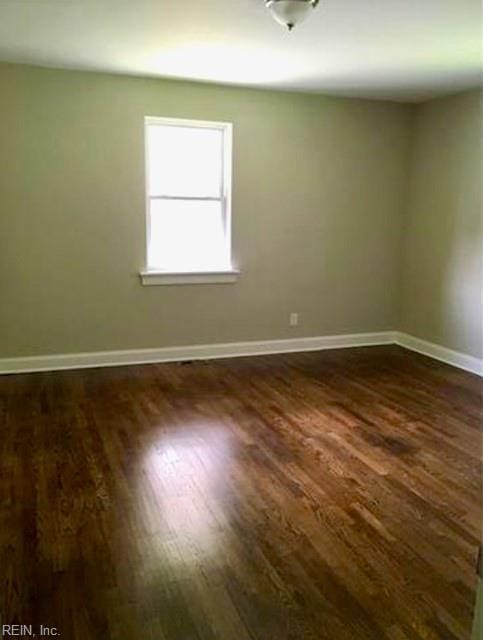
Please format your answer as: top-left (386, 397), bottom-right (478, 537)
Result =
top-left (0, 63), bottom-right (412, 357)
top-left (401, 90), bottom-right (483, 358)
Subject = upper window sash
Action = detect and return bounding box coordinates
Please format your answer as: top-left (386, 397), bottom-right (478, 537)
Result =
top-left (145, 116), bottom-right (231, 201)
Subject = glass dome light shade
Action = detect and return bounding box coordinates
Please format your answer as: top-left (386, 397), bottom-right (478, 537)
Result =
top-left (266, 0), bottom-right (318, 31)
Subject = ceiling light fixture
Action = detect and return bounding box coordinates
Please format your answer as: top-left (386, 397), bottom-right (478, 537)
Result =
top-left (266, 0), bottom-right (320, 31)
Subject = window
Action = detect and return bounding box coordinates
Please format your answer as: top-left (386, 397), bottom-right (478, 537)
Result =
top-left (142, 117), bottom-right (238, 285)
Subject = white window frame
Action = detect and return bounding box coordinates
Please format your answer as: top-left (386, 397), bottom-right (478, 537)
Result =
top-left (140, 116), bottom-right (239, 286)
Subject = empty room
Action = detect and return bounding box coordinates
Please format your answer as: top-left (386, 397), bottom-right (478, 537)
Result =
top-left (0, 1), bottom-right (482, 639)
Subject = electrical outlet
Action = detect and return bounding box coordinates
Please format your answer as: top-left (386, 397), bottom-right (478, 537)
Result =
top-left (289, 312), bottom-right (299, 327)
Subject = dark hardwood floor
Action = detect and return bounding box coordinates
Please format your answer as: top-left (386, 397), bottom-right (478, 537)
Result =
top-left (1, 345), bottom-right (481, 639)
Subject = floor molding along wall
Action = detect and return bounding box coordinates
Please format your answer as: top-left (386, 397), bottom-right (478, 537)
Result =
top-left (395, 332), bottom-right (483, 377)
top-left (0, 332), bottom-right (396, 374)
top-left (1, 331), bottom-right (481, 376)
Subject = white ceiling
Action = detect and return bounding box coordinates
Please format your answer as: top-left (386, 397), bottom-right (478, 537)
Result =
top-left (0, 0), bottom-right (481, 102)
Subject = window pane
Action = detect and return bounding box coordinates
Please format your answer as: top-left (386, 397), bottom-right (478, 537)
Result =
top-left (148, 199), bottom-right (229, 271)
top-left (147, 125), bottom-right (223, 198)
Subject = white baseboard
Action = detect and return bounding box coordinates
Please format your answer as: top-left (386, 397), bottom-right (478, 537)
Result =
top-left (1, 331), bottom-right (480, 377)
top-left (395, 332), bottom-right (483, 377)
top-left (0, 331), bottom-right (396, 375)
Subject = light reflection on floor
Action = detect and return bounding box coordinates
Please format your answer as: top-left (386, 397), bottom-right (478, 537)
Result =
top-left (136, 423), bottom-right (233, 569)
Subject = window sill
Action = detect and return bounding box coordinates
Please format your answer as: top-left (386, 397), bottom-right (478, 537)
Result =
top-left (140, 269), bottom-right (240, 286)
